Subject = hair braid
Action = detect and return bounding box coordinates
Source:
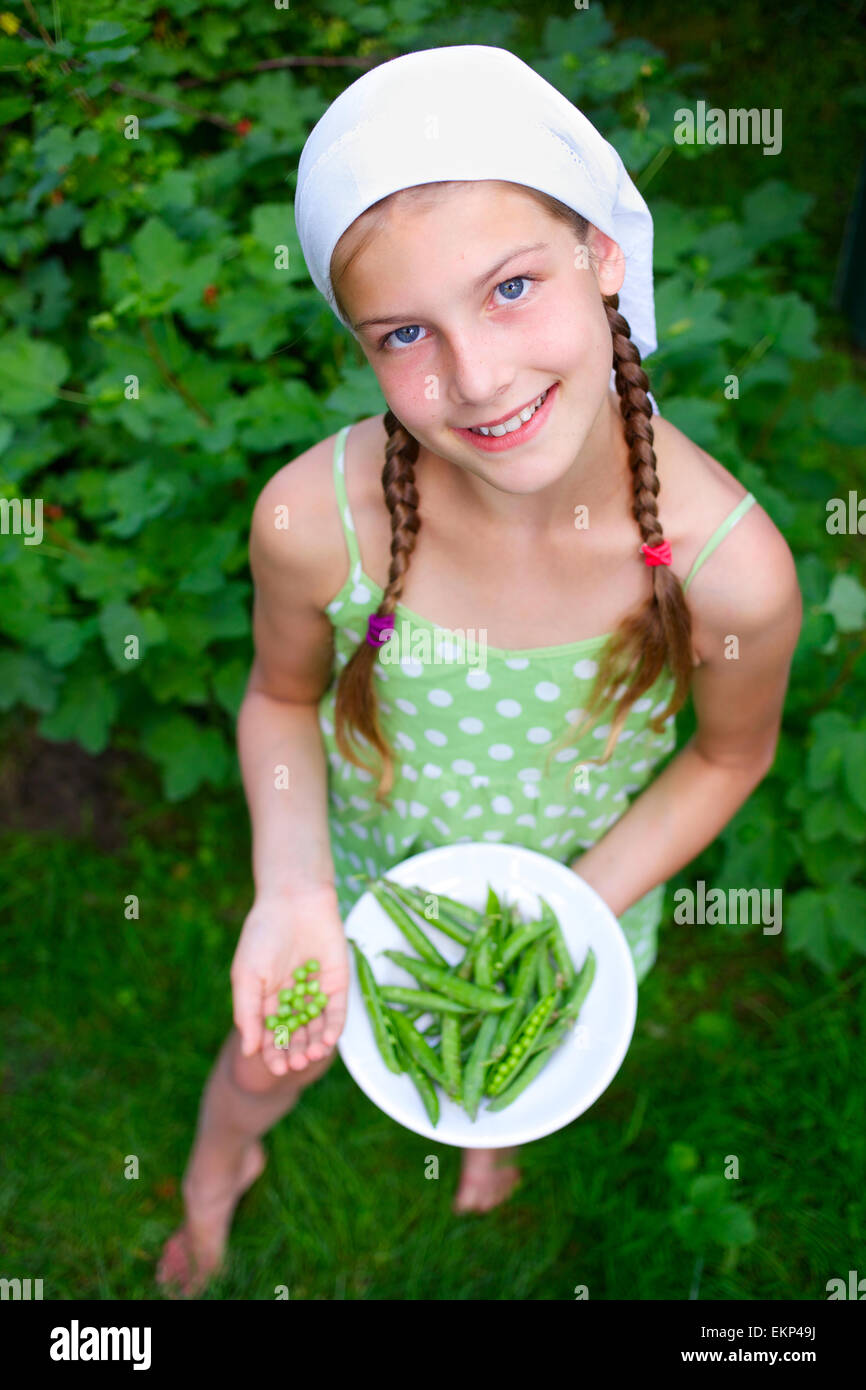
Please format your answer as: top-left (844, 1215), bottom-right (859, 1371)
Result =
top-left (333, 408), bottom-right (420, 803)
top-left (544, 293), bottom-right (693, 783)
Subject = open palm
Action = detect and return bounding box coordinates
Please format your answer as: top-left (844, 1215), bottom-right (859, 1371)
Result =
top-left (231, 885), bottom-right (349, 1075)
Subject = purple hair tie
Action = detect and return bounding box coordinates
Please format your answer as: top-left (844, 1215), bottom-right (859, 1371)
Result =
top-left (366, 612), bottom-right (395, 648)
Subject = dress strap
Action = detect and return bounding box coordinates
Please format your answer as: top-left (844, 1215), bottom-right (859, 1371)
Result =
top-left (682, 493), bottom-right (757, 592)
top-left (331, 424), bottom-right (362, 574)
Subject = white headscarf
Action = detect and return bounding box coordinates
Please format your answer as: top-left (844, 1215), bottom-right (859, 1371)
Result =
top-left (294, 44), bottom-right (659, 411)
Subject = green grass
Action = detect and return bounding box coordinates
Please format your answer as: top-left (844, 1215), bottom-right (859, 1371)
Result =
top-left (1, 784), bottom-right (863, 1300)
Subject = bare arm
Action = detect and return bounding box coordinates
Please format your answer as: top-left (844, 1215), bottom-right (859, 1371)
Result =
top-left (569, 503), bottom-right (803, 917)
top-left (237, 444), bottom-right (340, 899)
top-left (231, 440), bottom-right (352, 1067)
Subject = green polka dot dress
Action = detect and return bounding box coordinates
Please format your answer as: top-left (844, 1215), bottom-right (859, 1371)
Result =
top-left (319, 424), bottom-right (756, 986)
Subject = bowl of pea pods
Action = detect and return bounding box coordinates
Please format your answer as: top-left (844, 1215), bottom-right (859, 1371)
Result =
top-left (338, 842), bottom-right (637, 1147)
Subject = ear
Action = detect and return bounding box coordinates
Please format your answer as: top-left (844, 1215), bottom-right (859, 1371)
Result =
top-left (587, 226), bottom-right (626, 297)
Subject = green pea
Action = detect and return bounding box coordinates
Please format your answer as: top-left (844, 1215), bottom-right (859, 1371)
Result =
top-left (279, 988), bottom-right (294, 1005)
top-left (265, 1015), bottom-right (279, 1029)
top-left (306, 980), bottom-right (321, 994)
top-left (277, 1006), bottom-right (292, 1019)
top-left (288, 1017), bottom-right (301, 1032)
top-left (297, 1012), bottom-right (310, 1024)
top-left (294, 968), bottom-right (308, 982)
top-left (305, 959), bottom-right (320, 972)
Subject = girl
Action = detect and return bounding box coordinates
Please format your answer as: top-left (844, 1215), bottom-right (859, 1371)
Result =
top-left (157, 46), bottom-right (801, 1297)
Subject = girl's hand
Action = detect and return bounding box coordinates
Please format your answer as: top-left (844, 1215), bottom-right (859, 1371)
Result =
top-left (230, 884), bottom-right (349, 1076)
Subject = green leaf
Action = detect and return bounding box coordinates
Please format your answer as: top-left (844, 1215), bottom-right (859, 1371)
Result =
top-left (805, 710), bottom-right (852, 791)
top-left (38, 669), bottom-right (119, 754)
top-left (99, 600), bottom-right (167, 671)
top-left (102, 462), bottom-right (177, 539)
top-left (690, 221), bottom-right (754, 283)
top-left (653, 276), bottom-right (729, 350)
top-left (56, 542), bottom-right (144, 602)
top-left (0, 96), bottom-right (30, 126)
top-left (800, 836), bottom-right (863, 887)
top-left (841, 731), bottom-right (866, 813)
top-left (131, 217), bottom-right (188, 299)
top-left (82, 45), bottom-right (138, 68)
top-left (212, 657), bottom-right (249, 718)
top-left (176, 526), bottom-right (239, 595)
top-left (141, 713), bottom-right (231, 800)
top-left (0, 649), bottom-right (61, 713)
top-left (0, 332), bottom-right (70, 414)
top-left (821, 573), bottom-right (866, 633)
top-left (761, 292), bottom-right (820, 361)
top-left (802, 796), bottom-right (843, 842)
top-left (812, 384), bottom-right (866, 447)
top-left (83, 21), bottom-right (129, 43)
top-left (784, 890), bottom-right (850, 974)
top-left (140, 650), bottom-right (210, 705)
top-left (655, 395), bottom-right (724, 452)
top-left (826, 885), bottom-right (866, 954)
top-left (740, 180), bottom-right (814, 250)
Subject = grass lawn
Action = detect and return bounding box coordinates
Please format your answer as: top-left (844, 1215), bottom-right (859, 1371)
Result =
top-left (1, 738), bottom-right (862, 1300)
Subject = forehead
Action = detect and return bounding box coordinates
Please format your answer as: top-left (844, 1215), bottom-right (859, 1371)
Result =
top-left (340, 179), bottom-right (548, 252)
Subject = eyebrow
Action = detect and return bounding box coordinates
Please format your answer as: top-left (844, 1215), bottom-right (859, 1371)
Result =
top-left (353, 241), bottom-right (551, 332)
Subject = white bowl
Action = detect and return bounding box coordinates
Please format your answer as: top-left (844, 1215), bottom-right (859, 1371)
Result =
top-left (337, 842), bottom-right (637, 1147)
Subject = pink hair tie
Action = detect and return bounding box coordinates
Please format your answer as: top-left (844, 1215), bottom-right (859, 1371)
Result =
top-left (366, 612), bottom-right (395, 647)
top-left (640, 539), bottom-right (672, 567)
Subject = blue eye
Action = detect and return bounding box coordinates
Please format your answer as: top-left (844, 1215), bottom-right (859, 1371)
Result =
top-left (378, 275), bottom-right (537, 351)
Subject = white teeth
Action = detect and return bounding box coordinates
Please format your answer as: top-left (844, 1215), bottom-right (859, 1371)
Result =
top-left (470, 388), bottom-right (548, 436)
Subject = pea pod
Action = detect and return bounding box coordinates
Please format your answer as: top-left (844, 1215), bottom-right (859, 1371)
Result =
top-left (551, 947), bottom-right (596, 1024)
top-left (488, 936), bottom-right (541, 1064)
top-left (523, 1014), bottom-right (572, 1064)
top-left (537, 939), bottom-right (555, 996)
top-left (383, 880), bottom-right (476, 944)
top-left (423, 888), bottom-right (486, 927)
top-left (539, 896), bottom-right (576, 990)
top-left (499, 913), bottom-right (557, 971)
top-left (386, 1006), bottom-right (449, 1088)
top-left (455, 888), bottom-right (498, 980)
top-left (408, 1061), bottom-right (440, 1126)
top-left (371, 880), bottom-right (449, 966)
top-left (485, 884), bottom-right (505, 960)
top-left (460, 1014), bottom-right (483, 1043)
top-left (378, 986), bottom-right (473, 1014)
top-left (486, 987), bottom-right (561, 1096)
top-left (393, 1033), bottom-right (440, 1125)
top-left (383, 948), bottom-right (513, 1011)
top-left (440, 1014), bottom-right (462, 1102)
top-left (462, 1013), bottom-right (501, 1121)
top-left (349, 938), bottom-right (403, 1075)
top-left (473, 934), bottom-right (494, 989)
top-left (485, 1021), bottom-right (570, 1112)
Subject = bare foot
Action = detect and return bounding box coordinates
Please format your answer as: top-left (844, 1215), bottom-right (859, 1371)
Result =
top-left (452, 1146), bottom-right (522, 1213)
top-left (156, 1139), bottom-right (267, 1298)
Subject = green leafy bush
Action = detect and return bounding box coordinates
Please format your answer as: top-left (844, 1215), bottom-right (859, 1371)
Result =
top-left (0, 1), bottom-right (863, 972)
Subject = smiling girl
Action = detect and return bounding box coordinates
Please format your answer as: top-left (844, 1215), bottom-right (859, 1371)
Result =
top-left (157, 46), bottom-right (801, 1298)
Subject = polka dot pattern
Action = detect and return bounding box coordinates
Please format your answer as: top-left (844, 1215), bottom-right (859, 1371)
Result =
top-left (316, 424), bottom-right (695, 989)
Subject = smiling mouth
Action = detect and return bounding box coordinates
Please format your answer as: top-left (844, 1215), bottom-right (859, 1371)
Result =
top-left (465, 387), bottom-right (552, 436)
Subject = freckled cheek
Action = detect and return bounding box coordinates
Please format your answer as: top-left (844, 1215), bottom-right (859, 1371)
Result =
top-left (377, 363), bottom-right (433, 420)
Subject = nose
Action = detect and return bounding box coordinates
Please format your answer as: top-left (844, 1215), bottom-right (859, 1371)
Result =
top-left (444, 326), bottom-right (517, 421)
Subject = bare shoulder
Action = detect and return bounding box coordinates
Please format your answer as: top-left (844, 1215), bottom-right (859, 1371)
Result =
top-left (653, 412), bottom-right (801, 649)
top-left (249, 426), bottom-right (356, 611)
